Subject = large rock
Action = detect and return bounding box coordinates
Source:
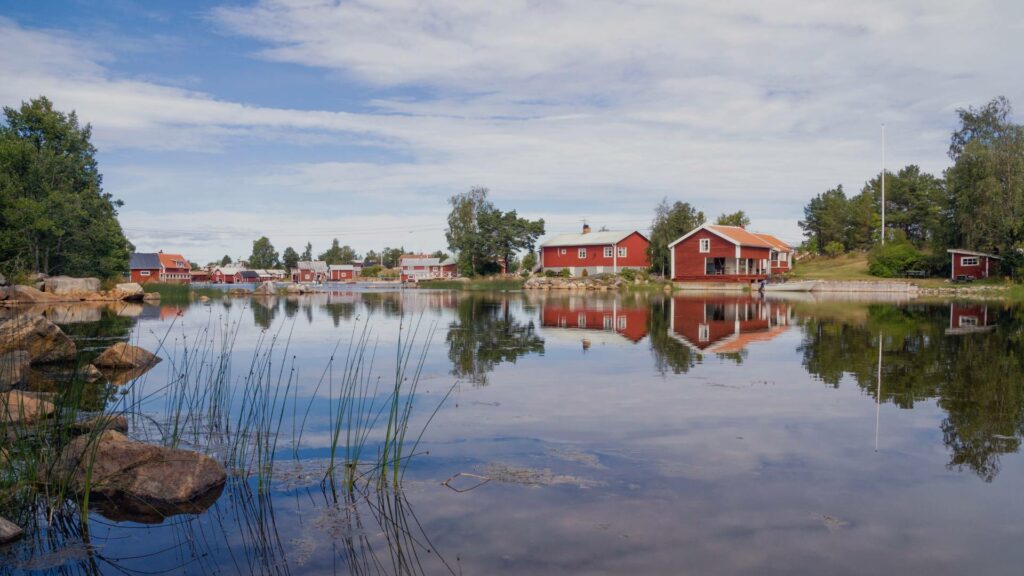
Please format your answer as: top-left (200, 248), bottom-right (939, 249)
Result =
top-left (254, 281), bottom-right (276, 295)
top-left (5, 285), bottom-right (61, 303)
top-left (42, 276), bottom-right (101, 296)
top-left (0, 351), bottom-right (30, 391)
top-left (115, 283), bottom-right (145, 301)
top-left (0, 315), bottom-right (77, 364)
top-left (54, 430), bottom-right (227, 523)
top-left (69, 414), bottom-right (128, 436)
top-left (92, 343), bottom-right (160, 369)
top-left (1, 390), bottom-right (55, 424)
top-left (0, 517), bottom-right (23, 545)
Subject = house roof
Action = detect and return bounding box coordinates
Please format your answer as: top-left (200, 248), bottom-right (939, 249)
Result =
top-left (297, 261), bottom-right (328, 272)
top-left (753, 233), bottom-right (792, 252)
top-left (668, 224), bottom-right (777, 249)
top-left (328, 264), bottom-right (356, 271)
top-left (947, 249), bottom-right (1001, 259)
top-left (157, 253), bottom-right (190, 270)
top-left (240, 270), bottom-right (260, 279)
top-left (401, 258), bottom-right (451, 267)
top-left (540, 230), bottom-right (647, 248)
top-left (215, 267), bottom-right (244, 275)
top-left (129, 253), bottom-right (162, 270)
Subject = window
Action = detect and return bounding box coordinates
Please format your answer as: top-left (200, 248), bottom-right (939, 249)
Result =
top-left (560, 248), bottom-right (567, 255)
top-left (961, 256), bottom-right (979, 266)
top-left (698, 324), bottom-right (710, 342)
top-left (578, 248), bottom-right (587, 259)
top-left (699, 238), bottom-right (710, 253)
top-left (959, 316), bottom-right (979, 327)
top-left (603, 315), bottom-right (613, 330)
top-left (617, 247), bottom-right (627, 257)
top-left (604, 246), bottom-right (613, 258)
top-left (139, 270), bottom-right (151, 277)
top-left (578, 313), bottom-right (587, 328)
top-left (617, 316), bottom-right (627, 330)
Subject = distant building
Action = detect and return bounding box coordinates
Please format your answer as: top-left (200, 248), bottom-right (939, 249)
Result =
top-left (239, 270), bottom-right (260, 283)
top-left (190, 269), bottom-right (211, 283)
top-left (539, 225), bottom-right (650, 276)
top-left (129, 252), bottom-right (192, 284)
top-left (400, 257), bottom-right (458, 282)
top-left (293, 261), bottom-right (328, 283)
top-left (211, 266), bottom-right (243, 284)
top-left (668, 224), bottom-right (791, 283)
top-left (947, 249), bottom-right (1000, 280)
top-left (328, 264), bottom-right (357, 281)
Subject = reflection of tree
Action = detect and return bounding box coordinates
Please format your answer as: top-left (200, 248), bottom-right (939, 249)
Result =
top-left (324, 302), bottom-right (357, 327)
top-left (798, 303), bottom-right (1024, 482)
top-left (646, 297), bottom-right (695, 375)
top-left (251, 297), bottom-right (278, 330)
top-left (446, 296), bottom-right (544, 386)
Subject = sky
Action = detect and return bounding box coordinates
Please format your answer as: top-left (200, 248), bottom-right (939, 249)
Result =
top-left (1, 0), bottom-right (1022, 263)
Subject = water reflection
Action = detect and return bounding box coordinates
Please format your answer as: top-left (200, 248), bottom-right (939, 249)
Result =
top-left (446, 296), bottom-right (544, 386)
top-left (537, 294), bottom-right (650, 350)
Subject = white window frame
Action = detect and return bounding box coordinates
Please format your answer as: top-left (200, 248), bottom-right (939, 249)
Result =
top-left (959, 316), bottom-right (979, 327)
top-left (699, 238), bottom-right (711, 253)
top-left (604, 246), bottom-right (613, 258)
top-left (961, 256), bottom-right (979, 266)
top-left (603, 315), bottom-right (613, 330)
top-left (617, 316), bottom-right (627, 330)
top-left (560, 248), bottom-right (567, 255)
top-left (139, 270), bottom-right (151, 277)
top-left (578, 248), bottom-right (587, 259)
top-left (617, 246), bottom-right (627, 257)
top-left (698, 324), bottom-right (710, 342)
top-left (578, 313), bottom-right (587, 328)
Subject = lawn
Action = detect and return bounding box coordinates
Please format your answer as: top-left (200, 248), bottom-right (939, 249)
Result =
top-left (789, 253), bottom-right (875, 280)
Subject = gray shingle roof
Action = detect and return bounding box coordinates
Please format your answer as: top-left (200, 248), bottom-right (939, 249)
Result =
top-left (129, 253), bottom-right (161, 270)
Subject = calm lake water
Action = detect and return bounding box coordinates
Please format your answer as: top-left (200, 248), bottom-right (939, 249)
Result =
top-left (4, 288), bottom-right (1024, 575)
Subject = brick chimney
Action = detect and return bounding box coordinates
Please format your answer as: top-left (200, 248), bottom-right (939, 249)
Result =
top-left (582, 223), bottom-right (591, 234)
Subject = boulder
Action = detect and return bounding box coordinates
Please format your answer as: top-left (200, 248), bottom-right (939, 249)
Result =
top-left (0, 517), bottom-right (23, 545)
top-left (0, 315), bottom-right (77, 364)
top-left (254, 281), bottom-right (276, 295)
top-left (285, 284), bottom-right (305, 294)
top-left (54, 430), bottom-right (227, 523)
top-left (42, 276), bottom-right (101, 296)
top-left (101, 365), bottom-right (155, 386)
top-left (142, 291), bottom-right (161, 302)
top-left (1, 390), bottom-right (55, 424)
top-left (198, 295), bottom-right (210, 302)
top-left (0, 351), bottom-right (30, 391)
top-left (0, 286), bottom-right (8, 301)
top-left (5, 285), bottom-right (61, 303)
top-left (69, 414), bottom-right (128, 436)
top-left (115, 283), bottom-right (145, 301)
top-left (92, 343), bottom-right (160, 370)
top-left (81, 363), bottom-right (103, 383)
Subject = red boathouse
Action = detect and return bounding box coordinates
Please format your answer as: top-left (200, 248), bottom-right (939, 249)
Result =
top-left (539, 225), bottom-right (650, 276)
top-left (947, 249), bottom-right (1000, 281)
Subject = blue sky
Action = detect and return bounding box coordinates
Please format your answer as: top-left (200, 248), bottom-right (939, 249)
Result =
top-left (1, 1), bottom-right (1021, 263)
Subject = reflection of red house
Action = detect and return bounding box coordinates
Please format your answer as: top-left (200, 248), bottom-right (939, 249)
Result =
top-left (541, 298), bottom-right (650, 343)
top-left (947, 249), bottom-right (1000, 280)
top-left (946, 302), bottom-right (995, 335)
top-left (668, 296), bottom-right (791, 353)
top-left (669, 224), bottom-right (792, 283)
top-left (539, 225), bottom-right (650, 276)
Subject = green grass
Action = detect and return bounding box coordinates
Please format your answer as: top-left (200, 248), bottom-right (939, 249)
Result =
top-left (789, 253), bottom-right (877, 280)
top-left (141, 282), bottom-right (224, 304)
top-left (419, 277), bottom-right (525, 291)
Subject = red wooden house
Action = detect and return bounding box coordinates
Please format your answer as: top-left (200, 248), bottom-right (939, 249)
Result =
top-left (328, 264), bottom-right (357, 281)
top-left (669, 224), bottom-right (791, 283)
top-left (211, 267), bottom-right (243, 284)
top-left (293, 261), bottom-right (328, 283)
top-left (400, 257), bottom-right (458, 282)
top-left (539, 225), bottom-right (650, 276)
top-left (946, 302), bottom-right (995, 335)
top-left (947, 249), bottom-right (1000, 280)
top-left (129, 252), bottom-right (192, 284)
top-left (668, 295), bottom-right (791, 353)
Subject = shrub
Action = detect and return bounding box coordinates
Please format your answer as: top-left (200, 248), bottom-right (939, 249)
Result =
top-left (558, 268), bottom-right (571, 278)
top-left (619, 268), bottom-right (637, 282)
top-left (868, 240), bottom-right (924, 278)
top-left (581, 269), bottom-right (589, 277)
top-left (544, 270), bottom-right (558, 278)
top-left (823, 241), bottom-right (845, 258)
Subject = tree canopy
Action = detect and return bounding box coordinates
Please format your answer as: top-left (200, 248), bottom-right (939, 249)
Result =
top-left (445, 187), bottom-right (544, 276)
top-left (249, 236), bottom-right (280, 269)
top-left (715, 210), bottom-right (750, 227)
top-left (282, 246), bottom-right (299, 270)
top-left (319, 238), bottom-right (358, 265)
top-left (648, 199), bottom-right (705, 276)
top-left (300, 242), bottom-right (313, 262)
top-left (0, 97), bottom-right (131, 278)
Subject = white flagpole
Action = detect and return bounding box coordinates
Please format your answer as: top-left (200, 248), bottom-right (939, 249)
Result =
top-left (881, 124), bottom-right (886, 246)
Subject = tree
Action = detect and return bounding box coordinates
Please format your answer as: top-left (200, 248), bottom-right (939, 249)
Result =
top-left (300, 242), bottom-right (313, 262)
top-left (521, 251), bottom-right (537, 272)
top-left (445, 187), bottom-right (544, 276)
top-left (365, 250), bottom-right (380, 266)
top-left (715, 210), bottom-right (750, 227)
top-left (648, 199), bottom-right (705, 276)
top-left (944, 97), bottom-right (1024, 273)
top-left (0, 97), bottom-right (131, 278)
top-left (319, 238), bottom-right (358, 265)
top-left (220, 255), bottom-right (233, 266)
top-left (249, 236), bottom-right (280, 269)
top-left (282, 246), bottom-right (299, 270)
top-left (382, 247), bottom-right (404, 268)
top-left (874, 166), bottom-right (945, 248)
top-left (431, 250), bottom-right (449, 263)
top-left (799, 186), bottom-right (849, 254)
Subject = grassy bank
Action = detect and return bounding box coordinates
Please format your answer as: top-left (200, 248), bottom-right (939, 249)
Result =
top-left (418, 277), bottom-right (525, 291)
top-left (141, 282), bottom-right (224, 304)
top-left (789, 253), bottom-right (875, 280)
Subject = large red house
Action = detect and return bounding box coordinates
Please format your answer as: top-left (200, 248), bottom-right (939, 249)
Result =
top-left (129, 252), bottom-right (192, 284)
top-left (668, 224), bottom-right (792, 283)
top-left (539, 225), bottom-right (650, 276)
top-left (947, 249), bottom-right (1000, 280)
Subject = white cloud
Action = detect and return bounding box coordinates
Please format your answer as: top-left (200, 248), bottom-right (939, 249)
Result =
top-left (3, 2), bottom-right (1024, 261)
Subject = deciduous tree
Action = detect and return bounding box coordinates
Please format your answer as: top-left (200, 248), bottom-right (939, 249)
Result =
top-left (249, 236), bottom-right (280, 269)
top-left (648, 199), bottom-right (705, 276)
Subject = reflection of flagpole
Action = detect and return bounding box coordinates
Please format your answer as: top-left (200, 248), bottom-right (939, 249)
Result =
top-left (875, 333), bottom-right (882, 451)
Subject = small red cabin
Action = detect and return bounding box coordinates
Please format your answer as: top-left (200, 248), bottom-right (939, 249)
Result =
top-left (328, 264), bottom-right (357, 281)
top-left (947, 249), bottom-right (1000, 281)
top-left (539, 226), bottom-right (650, 276)
top-left (400, 258), bottom-right (458, 282)
top-left (669, 224), bottom-right (791, 283)
top-left (129, 252), bottom-right (192, 284)
top-left (211, 267), bottom-right (243, 284)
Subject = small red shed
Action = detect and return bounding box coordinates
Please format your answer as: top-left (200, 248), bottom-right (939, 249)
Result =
top-left (947, 249), bottom-right (1000, 281)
